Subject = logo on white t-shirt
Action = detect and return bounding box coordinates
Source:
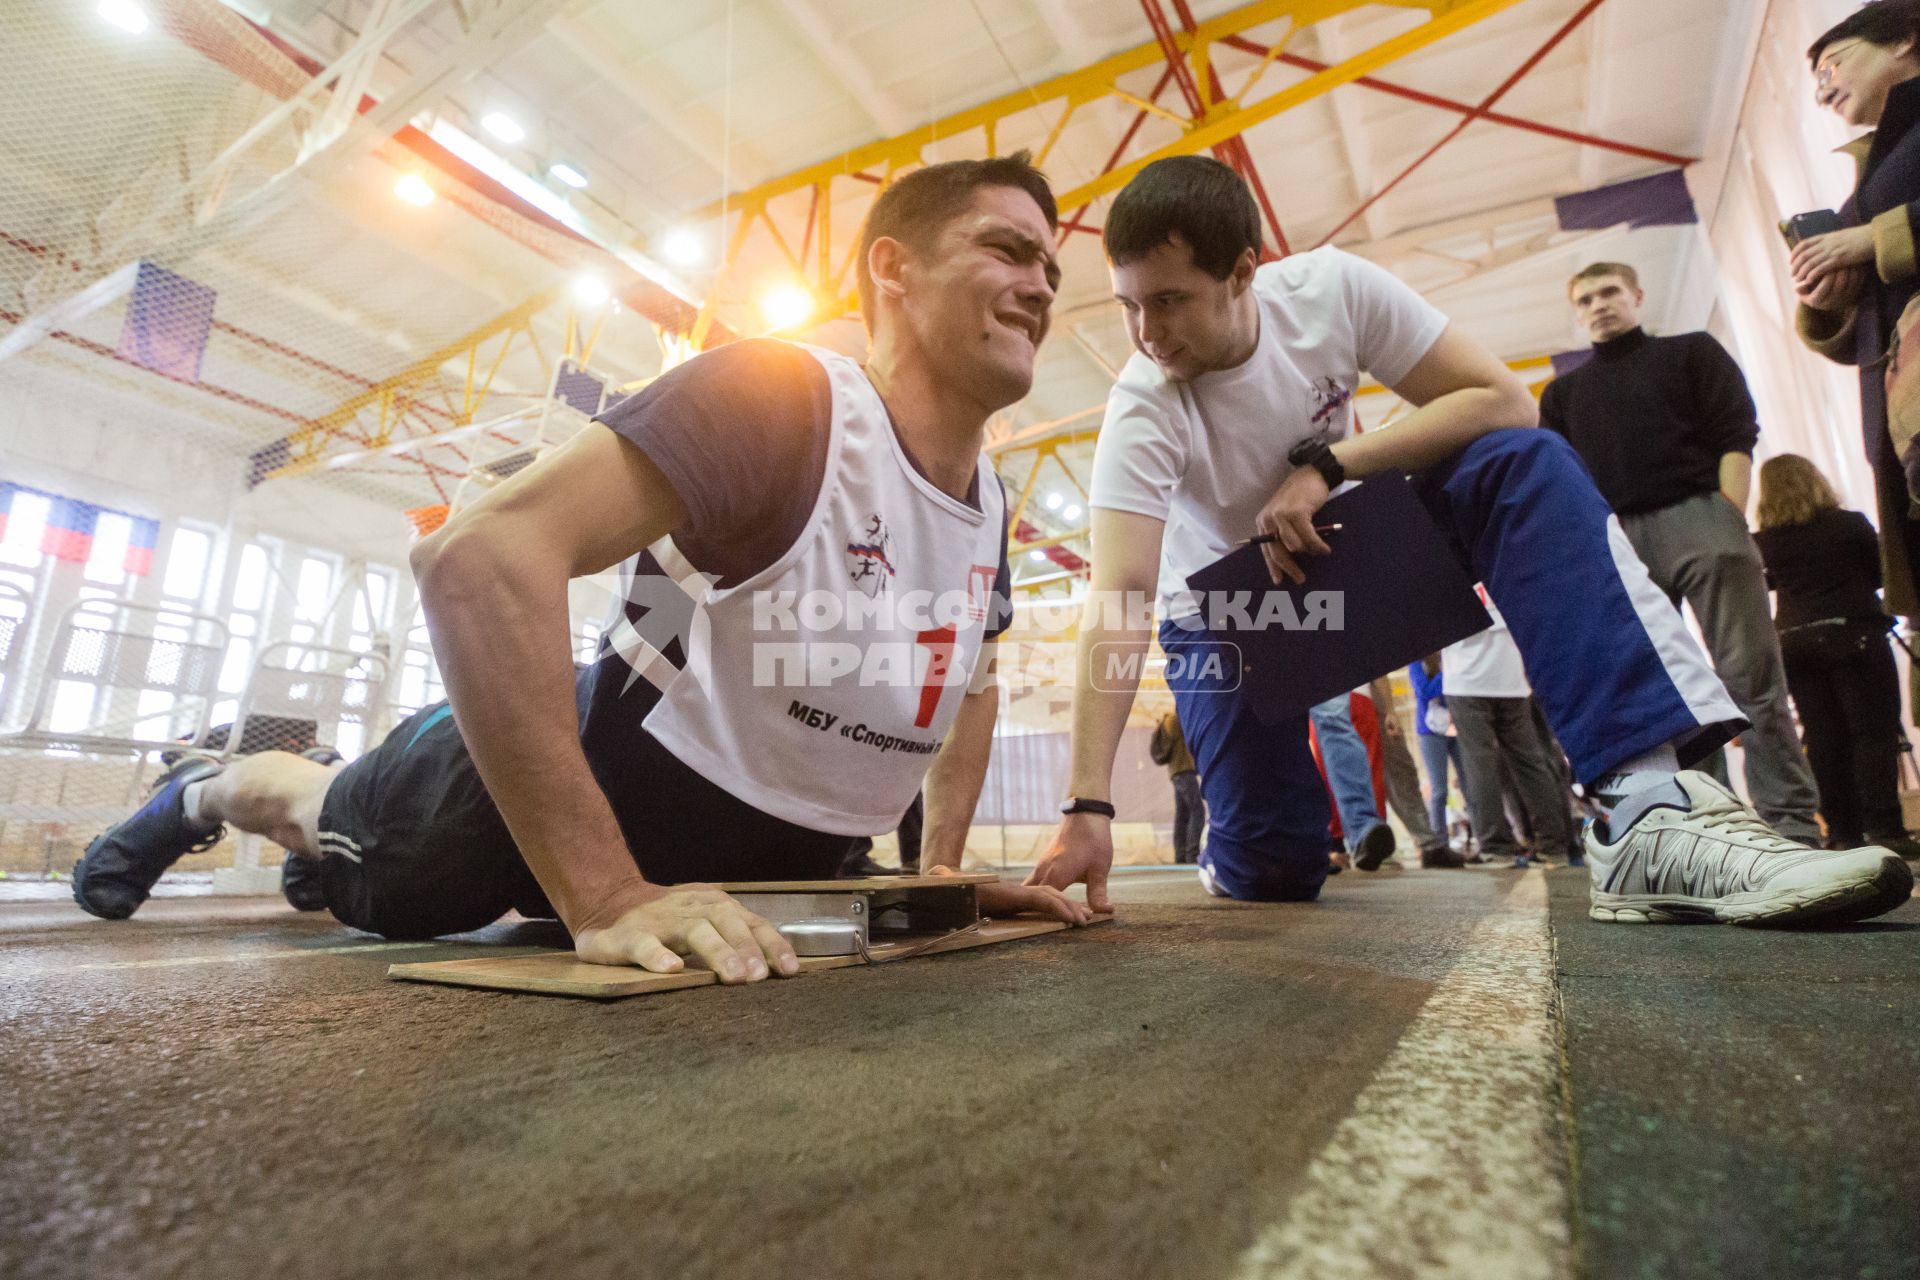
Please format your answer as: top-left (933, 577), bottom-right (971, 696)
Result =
top-left (1308, 376), bottom-right (1353, 430)
top-left (845, 513), bottom-right (895, 598)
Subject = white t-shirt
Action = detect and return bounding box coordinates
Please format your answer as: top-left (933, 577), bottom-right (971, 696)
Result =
top-left (1441, 589), bottom-right (1531, 698)
top-left (1090, 246), bottom-right (1449, 617)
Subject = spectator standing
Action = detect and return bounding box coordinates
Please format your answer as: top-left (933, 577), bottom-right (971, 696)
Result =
top-left (1442, 596), bottom-right (1583, 869)
top-left (1151, 709), bottom-right (1206, 864)
top-left (1754, 454), bottom-right (1920, 857)
top-left (1309, 692), bottom-right (1398, 871)
top-left (1793, 2), bottom-right (1920, 618)
top-left (1408, 656), bottom-right (1463, 844)
top-left (1369, 675), bottom-right (1464, 867)
top-left (1543, 262), bottom-right (1822, 844)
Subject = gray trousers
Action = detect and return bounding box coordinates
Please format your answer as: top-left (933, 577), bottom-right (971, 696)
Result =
top-left (1171, 769), bottom-right (1206, 863)
top-left (1379, 727), bottom-right (1446, 851)
top-left (1451, 695), bottom-right (1577, 858)
top-left (1621, 493), bottom-right (1821, 842)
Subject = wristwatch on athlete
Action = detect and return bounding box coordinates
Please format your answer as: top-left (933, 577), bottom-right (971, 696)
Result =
top-left (1287, 437), bottom-right (1347, 490)
top-left (1060, 797), bottom-right (1117, 819)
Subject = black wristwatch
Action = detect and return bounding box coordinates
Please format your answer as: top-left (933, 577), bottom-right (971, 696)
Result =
top-left (1060, 797), bottom-right (1117, 819)
top-left (1287, 437), bottom-right (1347, 490)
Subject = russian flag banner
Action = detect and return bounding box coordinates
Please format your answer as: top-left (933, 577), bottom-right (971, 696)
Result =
top-left (0, 481), bottom-right (14, 543)
top-left (124, 517), bottom-right (160, 576)
top-left (41, 496), bottom-right (98, 563)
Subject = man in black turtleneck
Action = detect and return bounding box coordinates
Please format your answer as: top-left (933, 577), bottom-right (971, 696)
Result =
top-left (1540, 262), bottom-right (1821, 843)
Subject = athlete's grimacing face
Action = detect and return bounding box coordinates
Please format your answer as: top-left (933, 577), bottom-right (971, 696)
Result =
top-left (1110, 238), bottom-right (1254, 382)
top-left (890, 186), bottom-right (1060, 411)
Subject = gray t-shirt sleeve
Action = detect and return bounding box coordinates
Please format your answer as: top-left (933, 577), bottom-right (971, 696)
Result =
top-left (594, 339), bottom-right (832, 587)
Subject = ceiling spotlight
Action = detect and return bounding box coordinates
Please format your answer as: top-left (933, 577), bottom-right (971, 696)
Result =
top-left (661, 228), bottom-right (705, 267)
top-left (572, 275), bottom-right (610, 306)
top-left (1063, 503), bottom-right (1083, 521)
top-left (1044, 491), bottom-right (1064, 511)
top-left (481, 112), bottom-right (525, 144)
top-left (759, 285), bottom-right (815, 331)
top-left (393, 174), bottom-right (435, 207)
top-left (1028, 550), bottom-right (1048, 563)
top-left (98, 0), bottom-right (149, 34)
top-left (549, 162), bottom-right (588, 189)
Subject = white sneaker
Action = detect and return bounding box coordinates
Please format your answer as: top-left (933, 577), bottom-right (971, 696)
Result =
top-left (1585, 771), bottom-right (1913, 926)
top-left (1197, 860), bottom-right (1229, 898)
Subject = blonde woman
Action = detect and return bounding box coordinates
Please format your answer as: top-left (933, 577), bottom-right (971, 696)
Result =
top-left (1753, 455), bottom-right (1918, 856)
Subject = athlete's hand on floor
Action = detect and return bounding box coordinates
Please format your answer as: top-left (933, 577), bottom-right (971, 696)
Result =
top-left (979, 879), bottom-right (1096, 925)
top-left (1026, 814), bottom-right (1114, 914)
top-left (922, 864), bottom-right (1094, 925)
top-left (1255, 465), bottom-right (1333, 585)
top-left (573, 885), bottom-right (798, 983)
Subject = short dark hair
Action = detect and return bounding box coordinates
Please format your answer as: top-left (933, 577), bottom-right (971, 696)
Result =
top-left (856, 151), bottom-right (1057, 330)
top-left (1567, 261), bottom-right (1640, 297)
top-left (1103, 155), bottom-right (1260, 280)
top-left (1809, 0), bottom-right (1920, 67)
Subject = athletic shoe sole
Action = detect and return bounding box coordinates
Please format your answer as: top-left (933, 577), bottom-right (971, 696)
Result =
top-left (1589, 853), bottom-right (1914, 927)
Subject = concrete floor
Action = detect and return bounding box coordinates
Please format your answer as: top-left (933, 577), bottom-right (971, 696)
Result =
top-left (1, 864), bottom-right (1914, 1280)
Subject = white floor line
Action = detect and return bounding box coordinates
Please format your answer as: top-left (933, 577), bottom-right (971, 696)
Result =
top-left (14, 940), bottom-right (443, 977)
top-left (1231, 870), bottom-right (1573, 1280)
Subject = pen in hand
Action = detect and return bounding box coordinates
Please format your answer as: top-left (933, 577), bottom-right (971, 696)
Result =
top-left (1244, 523), bottom-right (1342, 546)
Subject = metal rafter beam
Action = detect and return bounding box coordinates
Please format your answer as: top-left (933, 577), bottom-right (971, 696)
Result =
top-left (1315, 0), bottom-right (1610, 248)
top-left (694, 0), bottom-right (1528, 327)
top-left (1219, 34), bottom-right (1692, 168)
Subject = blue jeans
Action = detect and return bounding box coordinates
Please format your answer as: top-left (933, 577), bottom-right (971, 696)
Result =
top-left (1416, 732), bottom-right (1462, 836)
top-left (1308, 694), bottom-right (1386, 854)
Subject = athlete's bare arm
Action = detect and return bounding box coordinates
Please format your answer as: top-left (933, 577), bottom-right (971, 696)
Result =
top-left (1025, 507), bottom-right (1166, 913)
top-left (1256, 325), bottom-right (1537, 584)
top-left (922, 646), bottom-right (1092, 924)
top-left (411, 424), bottom-right (798, 983)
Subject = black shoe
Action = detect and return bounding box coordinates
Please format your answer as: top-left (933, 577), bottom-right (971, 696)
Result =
top-left (841, 850), bottom-right (896, 878)
top-left (1865, 831), bottom-right (1920, 861)
top-left (1420, 846), bottom-right (1467, 869)
top-left (72, 756), bottom-right (225, 920)
top-left (280, 850), bottom-right (328, 912)
top-left (1354, 822), bottom-right (1396, 872)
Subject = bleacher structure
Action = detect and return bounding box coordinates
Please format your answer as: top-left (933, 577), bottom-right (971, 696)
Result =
top-left (0, 358), bottom-right (618, 886)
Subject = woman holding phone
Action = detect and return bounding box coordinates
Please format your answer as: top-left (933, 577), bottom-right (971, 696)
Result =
top-left (1791, 0), bottom-right (1920, 612)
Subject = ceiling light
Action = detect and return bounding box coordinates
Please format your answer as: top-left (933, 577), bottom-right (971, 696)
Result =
top-left (98, 0), bottom-right (149, 34)
top-left (572, 275), bottom-right (610, 306)
top-left (1044, 491), bottom-right (1064, 511)
top-left (98, 0), bottom-right (150, 33)
top-left (1028, 550), bottom-right (1048, 563)
top-left (393, 174), bottom-right (435, 207)
top-left (1063, 503), bottom-right (1083, 521)
top-left (760, 285), bottom-right (815, 331)
top-left (661, 228), bottom-right (704, 267)
top-left (481, 112), bottom-right (525, 144)
top-left (549, 162), bottom-right (588, 189)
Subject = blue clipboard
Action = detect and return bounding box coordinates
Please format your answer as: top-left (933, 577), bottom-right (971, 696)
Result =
top-left (1181, 471), bottom-right (1492, 725)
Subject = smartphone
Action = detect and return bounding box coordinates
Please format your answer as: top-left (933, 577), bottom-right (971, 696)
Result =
top-left (1780, 209), bottom-right (1844, 248)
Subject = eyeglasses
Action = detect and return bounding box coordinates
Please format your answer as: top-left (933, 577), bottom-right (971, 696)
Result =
top-left (1816, 40), bottom-right (1862, 91)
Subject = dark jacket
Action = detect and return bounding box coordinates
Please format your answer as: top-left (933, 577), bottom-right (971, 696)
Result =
top-left (1796, 75), bottom-right (1920, 615)
top-left (1752, 508), bottom-right (1889, 632)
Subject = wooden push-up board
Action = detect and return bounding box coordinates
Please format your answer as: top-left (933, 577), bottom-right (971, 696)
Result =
top-left (386, 915), bottom-right (1107, 999)
top-left (384, 874), bottom-right (1108, 999)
